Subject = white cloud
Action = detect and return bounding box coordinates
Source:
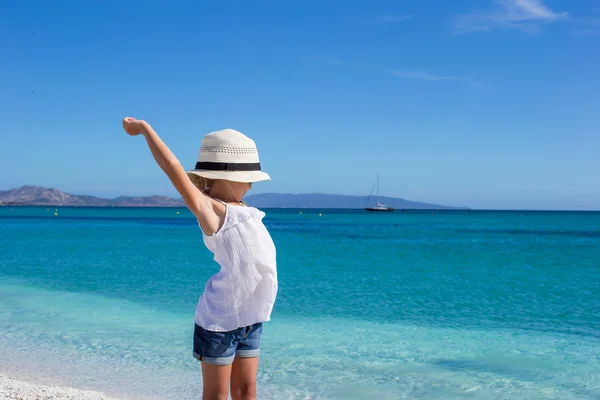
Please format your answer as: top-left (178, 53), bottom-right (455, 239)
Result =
top-left (388, 69), bottom-right (468, 82)
top-left (454, 0), bottom-right (567, 34)
top-left (467, 80), bottom-right (489, 89)
top-left (323, 58), bottom-right (342, 65)
top-left (319, 59), bottom-right (485, 88)
top-left (570, 15), bottom-right (600, 36)
top-left (345, 14), bottom-right (413, 25)
top-left (366, 14), bottom-right (413, 24)
top-left (388, 70), bottom-right (489, 89)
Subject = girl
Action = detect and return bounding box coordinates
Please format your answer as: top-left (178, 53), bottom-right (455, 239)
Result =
top-left (122, 117), bottom-right (278, 400)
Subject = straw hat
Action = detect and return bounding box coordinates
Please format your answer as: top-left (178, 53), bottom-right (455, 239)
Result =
top-left (186, 129), bottom-right (271, 183)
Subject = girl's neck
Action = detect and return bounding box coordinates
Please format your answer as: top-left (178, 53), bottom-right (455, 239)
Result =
top-left (206, 189), bottom-right (245, 206)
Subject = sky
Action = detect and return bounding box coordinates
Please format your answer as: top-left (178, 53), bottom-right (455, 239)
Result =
top-left (0, 0), bottom-right (599, 210)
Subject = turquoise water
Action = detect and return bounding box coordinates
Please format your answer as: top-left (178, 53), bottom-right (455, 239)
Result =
top-left (1, 207), bottom-right (599, 399)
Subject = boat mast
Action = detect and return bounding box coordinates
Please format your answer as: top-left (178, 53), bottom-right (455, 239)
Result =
top-left (377, 174), bottom-right (380, 205)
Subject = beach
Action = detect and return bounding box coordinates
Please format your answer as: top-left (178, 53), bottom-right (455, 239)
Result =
top-left (0, 374), bottom-right (122, 400)
top-left (1, 206), bottom-right (599, 399)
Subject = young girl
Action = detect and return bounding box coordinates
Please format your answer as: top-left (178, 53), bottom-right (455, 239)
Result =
top-left (122, 117), bottom-right (278, 400)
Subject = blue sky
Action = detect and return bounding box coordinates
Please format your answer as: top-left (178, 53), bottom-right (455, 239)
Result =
top-left (1, 0), bottom-right (598, 210)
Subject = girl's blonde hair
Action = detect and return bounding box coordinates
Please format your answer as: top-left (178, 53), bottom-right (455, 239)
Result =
top-left (188, 174), bottom-right (215, 194)
top-left (188, 174), bottom-right (248, 205)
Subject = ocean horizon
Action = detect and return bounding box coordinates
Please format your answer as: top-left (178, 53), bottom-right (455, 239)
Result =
top-left (1, 206), bottom-right (599, 399)
top-left (2, 205), bottom-right (600, 212)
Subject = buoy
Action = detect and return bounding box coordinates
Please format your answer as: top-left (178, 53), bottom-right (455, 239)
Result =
top-left (176, 211), bottom-right (180, 215)
top-left (54, 212), bottom-right (58, 216)
top-left (299, 211), bottom-right (302, 215)
top-left (319, 213), bottom-right (322, 216)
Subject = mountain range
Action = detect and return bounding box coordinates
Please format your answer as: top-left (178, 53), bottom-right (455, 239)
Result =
top-left (0, 186), bottom-right (466, 209)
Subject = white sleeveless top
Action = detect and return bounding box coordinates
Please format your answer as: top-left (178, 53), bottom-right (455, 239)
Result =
top-left (194, 201), bottom-right (278, 332)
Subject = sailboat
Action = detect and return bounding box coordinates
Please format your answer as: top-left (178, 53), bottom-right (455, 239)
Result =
top-left (365, 175), bottom-right (395, 212)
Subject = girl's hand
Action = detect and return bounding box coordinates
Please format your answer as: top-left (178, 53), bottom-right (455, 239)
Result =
top-left (122, 117), bottom-right (148, 136)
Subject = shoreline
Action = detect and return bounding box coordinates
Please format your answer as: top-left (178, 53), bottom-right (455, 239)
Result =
top-left (0, 373), bottom-right (126, 400)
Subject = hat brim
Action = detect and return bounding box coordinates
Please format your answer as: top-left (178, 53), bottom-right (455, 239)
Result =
top-left (187, 170), bottom-right (271, 183)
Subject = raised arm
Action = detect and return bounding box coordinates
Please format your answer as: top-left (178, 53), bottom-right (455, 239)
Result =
top-left (122, 117), bottom-right (222, 234)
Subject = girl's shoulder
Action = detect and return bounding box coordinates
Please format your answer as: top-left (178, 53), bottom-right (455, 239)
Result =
top-left (228, 203), bottom-right (265, 221)
top-left (203, 203), bottom-right (265, 238)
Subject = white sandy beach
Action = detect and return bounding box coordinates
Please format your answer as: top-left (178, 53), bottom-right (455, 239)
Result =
top-left (0, 374), bottom-right (124, 400)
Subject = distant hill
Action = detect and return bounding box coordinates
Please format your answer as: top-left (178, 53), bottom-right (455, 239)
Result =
top-left (0, 185), bottom-right (466, 209)
top-left (0, 186), bottom-right (184, 207)
top-left (244, 193), bottom-right (465, 209)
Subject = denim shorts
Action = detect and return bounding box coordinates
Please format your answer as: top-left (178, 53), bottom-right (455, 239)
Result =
top-left (193, 323), bottom-right (262, 365)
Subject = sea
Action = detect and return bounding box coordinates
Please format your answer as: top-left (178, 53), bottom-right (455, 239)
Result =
top-left (1, 207), bottom-right (599, 400)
